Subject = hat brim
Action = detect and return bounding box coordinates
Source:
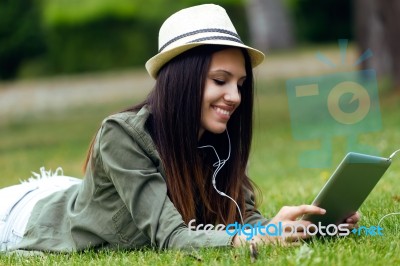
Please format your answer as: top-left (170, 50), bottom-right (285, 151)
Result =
top-left (145, 40), bottom-right (265, 79)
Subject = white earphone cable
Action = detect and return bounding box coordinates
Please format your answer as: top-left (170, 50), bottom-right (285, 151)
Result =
top-left (389, 149), bottom-right (400, 160)
top-left (198, 130), bottom-right (244, 224)
top-left (377, 148), bottom-right (400, 228)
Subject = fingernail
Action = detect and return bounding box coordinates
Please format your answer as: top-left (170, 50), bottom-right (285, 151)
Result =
top-left (347, 218), bottom-right (353, 223)
top-left (320, 209), bottom-right (326, 214)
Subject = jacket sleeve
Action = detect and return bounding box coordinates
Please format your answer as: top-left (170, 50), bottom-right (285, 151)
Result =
top-left (98, 119), bottom-right (234, 249)
top-left (243, 185), bottom-right (270, 226)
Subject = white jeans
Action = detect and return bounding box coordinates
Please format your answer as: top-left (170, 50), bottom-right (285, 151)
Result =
top-left (0, 167), bottom-right (81, 252)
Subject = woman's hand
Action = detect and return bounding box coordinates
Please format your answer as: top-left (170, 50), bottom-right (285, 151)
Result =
top-left (263, 205), bottom-right (326, 244)
top-left (232, 207), bottom-right (362, 247)
top-left (341, 212), bottom-right (361, 230)
top-left (232, 205), bottom-right (326, 247)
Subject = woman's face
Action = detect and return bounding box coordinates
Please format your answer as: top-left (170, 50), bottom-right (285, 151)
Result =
top-left (199, 48), bottom-right (246, 138)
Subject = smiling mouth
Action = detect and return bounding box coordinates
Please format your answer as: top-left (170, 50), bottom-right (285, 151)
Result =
top-left (213, 106), bottom-right (232, 116)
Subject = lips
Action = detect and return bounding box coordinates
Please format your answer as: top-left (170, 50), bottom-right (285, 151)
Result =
top-left (215, 107), bottom-right (230, 115)
top-left (212, 105), bottom-right (234, 118)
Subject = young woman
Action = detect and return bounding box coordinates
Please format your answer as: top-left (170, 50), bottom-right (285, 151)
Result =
top-left (0, 4), bottom-right (359, 252)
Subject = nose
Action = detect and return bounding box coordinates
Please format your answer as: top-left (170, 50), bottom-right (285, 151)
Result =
top-left (223, 85), bottom-right (241, 104)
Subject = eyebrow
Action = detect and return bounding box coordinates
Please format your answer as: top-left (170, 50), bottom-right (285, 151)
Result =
top-left (209, 69), bottom-right (246, 80)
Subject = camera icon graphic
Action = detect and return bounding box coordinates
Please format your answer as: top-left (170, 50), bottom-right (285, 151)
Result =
top-left (286, 41), bottom-right (382, 167)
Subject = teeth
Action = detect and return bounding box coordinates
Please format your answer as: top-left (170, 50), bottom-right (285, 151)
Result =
top-left (215, 107), bottom-right (230, 116)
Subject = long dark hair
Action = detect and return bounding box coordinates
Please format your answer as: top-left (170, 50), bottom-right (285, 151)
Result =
top-left (84, 45), bottom-right (257, 225)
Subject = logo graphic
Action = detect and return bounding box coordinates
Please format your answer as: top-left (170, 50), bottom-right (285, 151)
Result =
top-left (188, 219), bottom-right (384, 239)
top-left (286, 39), bottom-right (382, 167)
top-left (224, 221), bottom-right (351, 240)
top-left (351, 225), bottom-right (383, 236)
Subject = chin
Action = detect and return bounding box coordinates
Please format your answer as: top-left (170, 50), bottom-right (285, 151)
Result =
top-left (209, 127), bottom-right (227, 134)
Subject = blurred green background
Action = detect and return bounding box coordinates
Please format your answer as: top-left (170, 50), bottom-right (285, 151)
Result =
top-left (1, 0), bottom-right (398, 87)
top-left (0, 0), bottom-right (359, 79)
top-left (1, 0), bottom-right (247, 79)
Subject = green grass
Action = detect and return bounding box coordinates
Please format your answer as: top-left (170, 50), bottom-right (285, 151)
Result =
top-left (1, 74), bottom-right (400, 265)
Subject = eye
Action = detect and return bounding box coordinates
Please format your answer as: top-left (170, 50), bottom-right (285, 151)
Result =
top-left (213, 79), bottom-right (225, 86)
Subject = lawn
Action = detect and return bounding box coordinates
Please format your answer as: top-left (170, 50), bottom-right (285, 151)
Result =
top-left (1, 52), bottom-right (400, 264)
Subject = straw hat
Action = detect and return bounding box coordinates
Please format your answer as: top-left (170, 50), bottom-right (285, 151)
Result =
top-left (145, 4), bottom-right (265, 79)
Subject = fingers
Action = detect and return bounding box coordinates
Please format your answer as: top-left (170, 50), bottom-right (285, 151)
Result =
top-left (339, 223), bottom-right (358, 230)
top-left (258, 220), bottom-right (314, 246)
top-left (338, 212), bottom-right (361, 231)
top-left (262, 205), bottom-right (363, 246)
top-left (345, 212), bottom-right (361, 224)
top-left (274, 205), bottom-right (326, 221)
top-left (280, 220), bottom-right (315, 240)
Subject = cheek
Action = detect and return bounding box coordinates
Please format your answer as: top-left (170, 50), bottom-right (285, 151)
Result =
top-left (202, 84), bottom-right (218, 105)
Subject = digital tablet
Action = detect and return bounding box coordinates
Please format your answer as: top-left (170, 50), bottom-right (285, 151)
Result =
top-left (302, 152), bottom-right (391, 226)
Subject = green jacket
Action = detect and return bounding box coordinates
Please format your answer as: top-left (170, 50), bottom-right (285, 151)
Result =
top-left (16, 106), bottom-right (268, 252)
